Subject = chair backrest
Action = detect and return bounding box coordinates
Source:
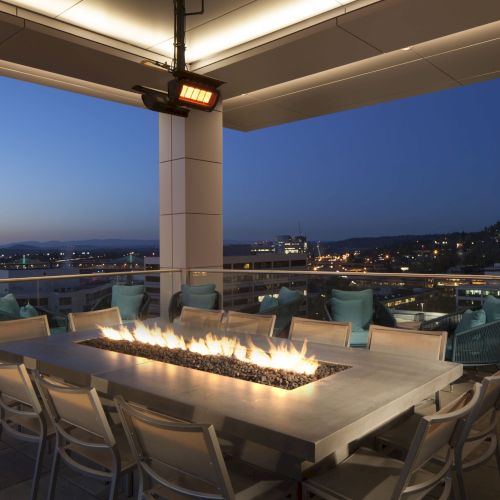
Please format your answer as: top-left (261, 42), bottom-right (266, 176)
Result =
top-left (115, 396), bottom-right (233, 499)
top-left (224, 311), bottom-right (276, 337)
top-left (0, 315), bottom-right (50, 343)
top-left (0, 363), bottom-right (42, 413)
top-left (289, 317), bottom-right (351, 347)
top-left (34, 372), bottom-right (115, 445)
top-left (68, 307), bottom-right (122, 332)
top-left (368, 325), bottom-right (447, 361)
top-left (179, 306), bottom-right (224, 331)
top-left (454, 370), bottom-right (500, 465)
top-left (392, 383), bottom-right (481, 499)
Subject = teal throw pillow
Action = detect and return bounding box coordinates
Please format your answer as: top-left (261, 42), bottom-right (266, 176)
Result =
top-left (278, 287), bottom-right (302, 305)
top-left (112, 284), bottom-right (145, 307)
top-left (115, 293), bottom-right (143, 321)
top-left (455, 308), bottom-right (486, 334)
top-left (181, 284), bottom-right (216, 307)
top-left (20, 304), bottom-right (39, 318)
top-left (259, 295), bottom-right (279, 313)
top-left (330, 297), bottom-right (365, 331)
top-left (332, 289), bottom-right (373, 329)
top-left (183, 292), bottom-right (217, 310)
top-left (0, 293), bottom-right (20, 318)
top-left (483, 295), bottom-right (500, 323)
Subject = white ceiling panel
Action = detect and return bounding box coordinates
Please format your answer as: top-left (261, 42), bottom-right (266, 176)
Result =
top-left (225, 49), bottom-right (422, 108)
top-left (427, 38), bottom-right (500, 83)
top-left (58, 0), bottom-right (172, 50)
top-left (223, 50), bottom-right (459, 130)
top-left (338, 0), bottom-right (500, 52)
top-left (224, 100), bottom-right (309, 131)
top-left (0, 20), bottom-right (167, 91)
top-left (7, 0), bottom-right (79, 18)
top-left (0, 10), bottom-right (23, 43)
top-left (206, 20), bottom-right (380, 99)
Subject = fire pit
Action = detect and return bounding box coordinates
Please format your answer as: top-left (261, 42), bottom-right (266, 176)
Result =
top-left (80, 322), bottom-right (351, 390)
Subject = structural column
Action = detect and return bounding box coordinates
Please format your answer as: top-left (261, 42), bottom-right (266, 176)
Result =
top-left (158, 107), bottom-right (223, 318)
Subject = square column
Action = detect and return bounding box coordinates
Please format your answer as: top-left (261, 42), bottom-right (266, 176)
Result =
top-left (159, 107), bottom-right (223, 318)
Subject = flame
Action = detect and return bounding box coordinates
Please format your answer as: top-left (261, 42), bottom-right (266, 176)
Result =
top-left (98, 321), bottom-right (319, 376)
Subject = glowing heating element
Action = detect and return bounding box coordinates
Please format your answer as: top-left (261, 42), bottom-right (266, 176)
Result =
top-left (178, 83), bottom-right (216, 108)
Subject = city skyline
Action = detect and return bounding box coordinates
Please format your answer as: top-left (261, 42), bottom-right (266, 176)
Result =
top-left (0, 75), bottom-right (499, 245)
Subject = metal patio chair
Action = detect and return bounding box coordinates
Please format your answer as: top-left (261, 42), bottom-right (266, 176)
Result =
top-left (378, 371), bottom-right (500, 500)
top-left (178, 306), bottom-right (224, 331)
top-left (223, 310), bottom-right (276, 337)
top-left (289, 316), bottom-right (351, 347)
top-left (302, 383), bottom-right (481, 500)
top-left (368, 325), bottom-right (448, 409)
top-left (0, 363), bottom-right (53, 500)
top-left (114, 396), bottom-right (292, 500)
top-left (68, 306), bottom-right (122, 332)
top-left (0, 315), bottom-right (50, 342)
top-left (33, 372), bottom-right (135, 500)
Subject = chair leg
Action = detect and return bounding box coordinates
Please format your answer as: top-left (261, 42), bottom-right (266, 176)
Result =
top-left (495, 438), bottom-right (500, 475)
top-left (435, 390), bottom-right (441, 411)
top-left (30, 437), bottom-right (46, 500)
top-left (453, 464), bottom-right (467, 500)
top-left (47, 448), bottom-right (60, 500)
top-left (126, 470), bottom-right (134, 497)
top-left (108, 474), bottom-right (119, 500)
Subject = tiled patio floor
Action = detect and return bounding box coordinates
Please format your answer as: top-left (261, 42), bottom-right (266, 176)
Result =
top-left (0, 369), bottom-right (498, 499)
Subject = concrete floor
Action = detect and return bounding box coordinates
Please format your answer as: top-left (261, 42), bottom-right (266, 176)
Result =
top-left (0, 369), bottom-right (498, 500)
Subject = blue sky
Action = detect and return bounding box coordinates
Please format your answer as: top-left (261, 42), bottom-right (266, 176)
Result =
top-left (0, 75), bottom-right (499, 244)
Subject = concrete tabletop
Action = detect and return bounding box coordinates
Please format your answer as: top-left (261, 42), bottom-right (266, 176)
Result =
top-left (0, 320), bottom-right (462, 478)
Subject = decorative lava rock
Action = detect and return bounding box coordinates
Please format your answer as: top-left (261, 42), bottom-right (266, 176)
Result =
top-left (81, 338), bottom-right (351, 390)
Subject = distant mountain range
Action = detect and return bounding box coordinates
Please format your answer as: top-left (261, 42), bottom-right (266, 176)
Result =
top-left (319, 233), bottom-right (444, 253)
top-left (1, 239), bottom-right (160, 251)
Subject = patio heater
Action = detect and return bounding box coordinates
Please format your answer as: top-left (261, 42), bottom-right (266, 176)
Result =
top-left (133, 0), bottom-right (224, 117)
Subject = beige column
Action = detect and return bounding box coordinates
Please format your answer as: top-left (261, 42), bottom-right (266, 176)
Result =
top-left (158, 107), bottom-right (223, 318)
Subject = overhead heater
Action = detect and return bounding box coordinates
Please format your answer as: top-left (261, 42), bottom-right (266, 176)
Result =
top-left (133, 0), bottom-right (224, 117)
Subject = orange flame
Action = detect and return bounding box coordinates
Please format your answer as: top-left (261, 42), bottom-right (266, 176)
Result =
top-left (99, 321), bottom-right (319, 376)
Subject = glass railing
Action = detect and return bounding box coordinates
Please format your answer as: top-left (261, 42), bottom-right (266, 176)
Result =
top-left (0, 269), bottom-right (182, 333)
top-left (2, 267), bottom-right (500, 336)
top-left (187, 268), bottom-right (500, 330)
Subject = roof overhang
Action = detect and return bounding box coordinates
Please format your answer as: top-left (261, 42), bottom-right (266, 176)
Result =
top-left (0, 0), bottom-right (499, 130)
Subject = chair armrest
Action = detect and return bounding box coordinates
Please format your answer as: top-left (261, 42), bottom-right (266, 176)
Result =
top-left (451, 320), bottom-right (500, 366)
top-left (168, 291), bottom-right (182, 322)
top-left (92, 294), bottom-right (112, 311)
top-left (323, 301), bottom-right (333, 321)
top-left (420, 311), bottom-right (464, 333)
top-left (33, 306), bottom-right (66, 328)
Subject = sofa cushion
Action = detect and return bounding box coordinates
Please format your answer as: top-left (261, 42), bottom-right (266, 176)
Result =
top-left (483, 295), bottom-right (500, 323)
top-left (20, 304), bottom-right (39, 318)
top-left (259, 295), bottom-right (279, 314)
top-left (183, 292), bottom-right (217, 310)
top-left (332, 289), bottom-right (373, 329)
top-left (330, 297), bottom-right (365, 331)
top-left (0, 293), bottom-right (20, 318)
top-left (455, 308), bottom-right (487, 334)
top-left (278, 287), bottom-right (302, 305)
top-left (181, 284), bottom-right (216, 307)
top-left (111, 284), bottom-right (145, 307)
top-left (350, 328), bottom-right (369, 347)
top-left (114, 293), bottom-right (144, 321)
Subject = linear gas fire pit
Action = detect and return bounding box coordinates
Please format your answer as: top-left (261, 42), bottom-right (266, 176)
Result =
top-left (81, 323), bottom-right (351, 390)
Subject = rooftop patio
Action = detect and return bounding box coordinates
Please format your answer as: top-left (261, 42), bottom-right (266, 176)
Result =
top-left (0, 0), bottom-right (500, 498)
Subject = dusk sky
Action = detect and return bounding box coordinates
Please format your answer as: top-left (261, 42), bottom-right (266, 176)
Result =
top-left (0, 75), bottom-right (499, 245)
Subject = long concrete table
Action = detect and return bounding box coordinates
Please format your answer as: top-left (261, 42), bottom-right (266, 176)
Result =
top-left (0, 320), bottom-right (463, 479)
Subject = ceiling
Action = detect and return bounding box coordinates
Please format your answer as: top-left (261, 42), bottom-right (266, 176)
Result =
top-left (0, 0), bottom-right (499, 130)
